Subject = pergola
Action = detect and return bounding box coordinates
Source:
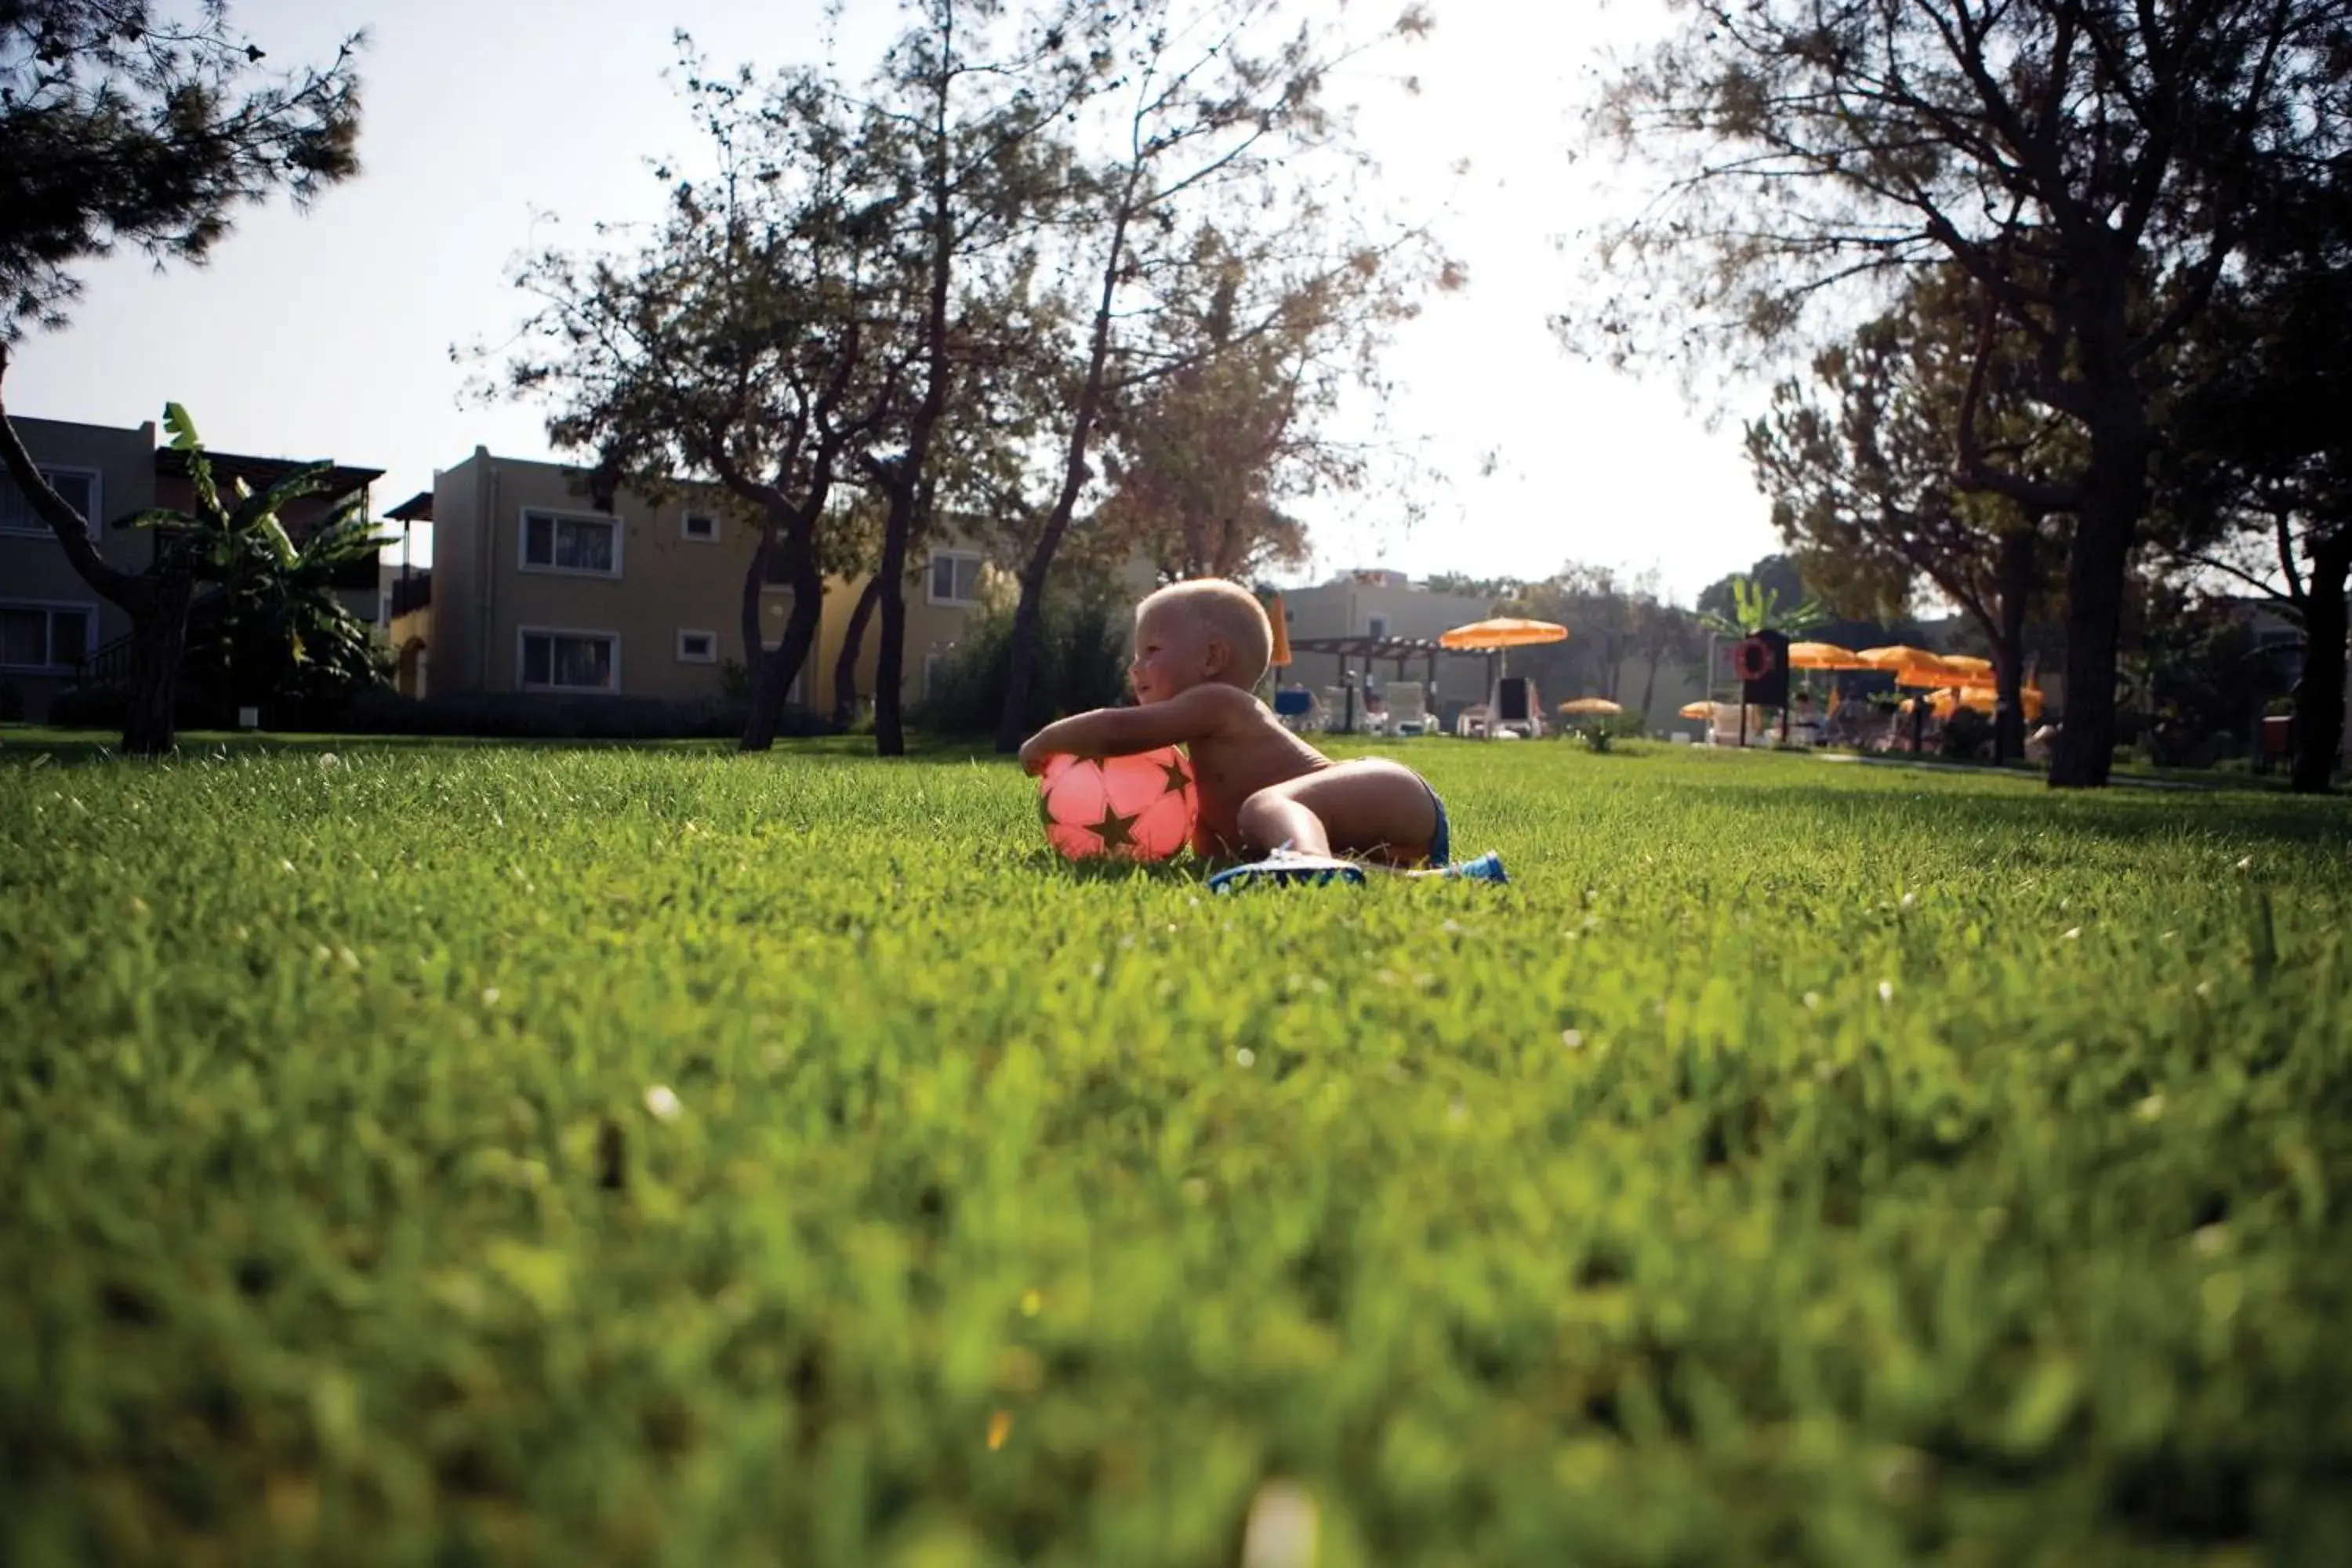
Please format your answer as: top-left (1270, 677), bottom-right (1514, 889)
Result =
top-left (1283, 635), bottom-right (1477, 731)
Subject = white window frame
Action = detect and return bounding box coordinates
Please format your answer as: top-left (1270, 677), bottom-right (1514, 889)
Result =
top-left (1, 465), bottom-right (102, 539)
top-left (926, 548), bottom-right (985, 608)
top-left (515, 626), bottom-right (622, 694)
top-left (676, 628), bottom-right (720, 664)
top-left (517, 507), bottom-right (623, 579)
top-left (0, 598), bottom-right (100, 673)
top-left (680, 510), bottom-right (720, 544)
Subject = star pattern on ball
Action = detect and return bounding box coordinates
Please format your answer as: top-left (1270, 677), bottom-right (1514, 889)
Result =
top-left (1159, 758), bottom-right (1192, 796)
top-left (1093, 804), bottom-right (1142, 853)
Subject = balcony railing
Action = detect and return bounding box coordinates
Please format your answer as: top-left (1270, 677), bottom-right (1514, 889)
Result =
top-left (73, 589), bottom-right (234, 688)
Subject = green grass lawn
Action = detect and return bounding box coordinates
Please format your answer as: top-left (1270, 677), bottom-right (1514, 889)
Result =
top-left (3, 735), bottom-right (2350, 1566)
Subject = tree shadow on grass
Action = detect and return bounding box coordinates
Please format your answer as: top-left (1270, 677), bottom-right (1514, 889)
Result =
top-left (1682, 773), bottom-right (2352, 852)
top-left (1020, 848), bottom-right (1206, 887)
top-left (0, 727), bottom-right (1007, 771)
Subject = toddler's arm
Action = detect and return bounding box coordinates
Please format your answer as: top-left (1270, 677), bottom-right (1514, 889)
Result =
top-left (1019, 685), bottom-right (1232, 774)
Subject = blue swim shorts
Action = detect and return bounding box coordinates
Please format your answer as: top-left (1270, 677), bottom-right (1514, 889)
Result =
top-left (1424, 779), bottom-right (1451, 867)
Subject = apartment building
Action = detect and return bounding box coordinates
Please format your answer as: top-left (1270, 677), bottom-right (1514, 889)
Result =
top-left (2, 417), bottom-right (153, 720)
top-left (416, 448), bottom-right (1106, 711)
top-left (1, 415), bottom-right (380, 720)
top-left (420, 448), bottom-right (754, 704)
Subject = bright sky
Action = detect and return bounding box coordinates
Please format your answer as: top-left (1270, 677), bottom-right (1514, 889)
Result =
top-left (9, 0), bottom-right (1778, 604)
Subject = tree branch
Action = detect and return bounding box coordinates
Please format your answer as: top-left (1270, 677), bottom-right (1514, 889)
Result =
top-left (0, 350), bottom-right (146, 608)
top-left (2274, 508), bottom-right (2308, 607)
top-left (1955, 280), bottom-right (2082, 512)
top-left (2167, 548), bottom-right (2299, 605)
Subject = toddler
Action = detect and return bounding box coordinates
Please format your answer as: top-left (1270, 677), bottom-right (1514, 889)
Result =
top-left (1018, 580), bottom-right (1505, 889)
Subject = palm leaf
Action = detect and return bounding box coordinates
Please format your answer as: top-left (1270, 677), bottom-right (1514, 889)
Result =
top-left (162, 402), bottom-right (202, 451)
top-left (294, 500), bottom-right (394, 568)
top-left (162, 403), bottom-right (224, 518)
top-left (227, 461), bottom-right (336, 544)
top-left (118, 507), bottom-right (197, 533)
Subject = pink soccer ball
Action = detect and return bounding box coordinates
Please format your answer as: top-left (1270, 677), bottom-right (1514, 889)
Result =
top-left (1037, 748), bottom-right (1197, 862)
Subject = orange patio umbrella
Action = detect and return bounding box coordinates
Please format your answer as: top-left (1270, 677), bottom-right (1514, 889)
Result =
top-left (1559, 696), bottom-right (1623, 717)
top-left (1439, 617), bottom-right (1570, 652)
top-left (1266, 592), bottom-right (1293, 672)
top-left (1679, 699), bottom-right (1714, 720)
top-left (1904, 684), bottom-right (2047, 723)
top-left (1788, 640), bottom-right (1871, 710)
top-left (1953, 684), bottom-right (2045, 720)
top-left (1788, 641), bottom-right (1870, 671)
top-left (1862, 647), bottom-right (1965, 750)
top-left (1856, 646), bottom-right (1968, 689)
top-left (1441, 617), bottom-right (1569, 717)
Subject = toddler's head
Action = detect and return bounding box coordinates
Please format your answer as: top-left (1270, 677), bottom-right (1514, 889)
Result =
top-left (1129, 579), bottom-right (1272, 702)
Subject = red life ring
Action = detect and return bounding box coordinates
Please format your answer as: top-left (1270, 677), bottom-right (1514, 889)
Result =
top-left (1731, 637), bottom-right (1777, 682)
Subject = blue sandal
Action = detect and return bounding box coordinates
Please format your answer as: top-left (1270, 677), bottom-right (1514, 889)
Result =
top-left (1208, 850), bottom-right (1368, 893)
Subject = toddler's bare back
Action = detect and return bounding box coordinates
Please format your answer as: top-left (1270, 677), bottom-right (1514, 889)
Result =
top-left (1181, 690), bottom-right (1336, 854)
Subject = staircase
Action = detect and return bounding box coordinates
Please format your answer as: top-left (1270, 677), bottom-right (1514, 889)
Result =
top-left (72, 589), bottom-right (234, 687)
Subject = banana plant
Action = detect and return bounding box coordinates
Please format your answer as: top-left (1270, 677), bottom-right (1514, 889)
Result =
top-left (116, 402), bottom-right (335, 579)
top-left (227, 496), bottom-right (388, 684)
top-left (120, 403), bottom-right (391, 715)
top-left (1696, 574), bottom-right (1831, 637)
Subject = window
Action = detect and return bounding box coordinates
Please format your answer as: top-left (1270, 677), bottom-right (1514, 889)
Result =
top-left (0, 466), bottom-right (100, 537)
top-left (677, 629), bottom-right (718, 663)
top-left (927, 550), bottom-right (985, 607)
top-left (681, 510), bottom-right (719, 543)
top-left (0, 603), bottom-right (96, 671)
top-left (923, 645), bottom-right (953, 699)
top-left (1367, 614), bottom-right (1388, 641)
top-left (520, 510), bottom-right (620, 575)
top-left (519, 629), bottom-right (619, 692)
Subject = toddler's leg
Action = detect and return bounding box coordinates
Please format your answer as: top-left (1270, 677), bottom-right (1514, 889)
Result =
top-left (1236, 759), bottom-right (1439, 866)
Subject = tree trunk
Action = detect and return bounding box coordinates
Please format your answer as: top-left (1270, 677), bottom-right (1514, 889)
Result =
top-left (2049, 431), bottom-right (2146, 789)
top-left (1638, 646), bottom-right (1663, 725)
top-left (2289, 536), bottom-right (2350, 795)
top-left (878, 26), bottom-right (961, 763)
top-left (738, 523), bottom-right (775, 748)
top-left (121, 575), bottom-right (194, 757)
top-left (999, 584), bottom-right (1051, 744)
top-left (994, 190), bottom-right (1138, 756)
top-left (739, 515), bottom-right (824, 753)
top-left (742, 591), bottom-right (823, 753)
top-left (1992, 525), bottom-right (2035, 765)
top-left (833, 575), bottom-right (883, 727)
top-left (873, 492), bottom-right (913, 756)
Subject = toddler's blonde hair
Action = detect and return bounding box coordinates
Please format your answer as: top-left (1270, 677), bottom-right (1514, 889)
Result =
top-left (1138, 579), bottom-right (1272, 688)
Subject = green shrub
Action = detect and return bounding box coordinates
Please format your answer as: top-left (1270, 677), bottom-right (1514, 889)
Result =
top-left (336, 688), bottom-right (815, 741)
top-left (919, 593), bottom-right (1131, 737)
top-left (44, 684), bottom-right (131, 731)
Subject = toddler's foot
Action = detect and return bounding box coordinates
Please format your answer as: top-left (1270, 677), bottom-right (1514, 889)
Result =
top-left (1446, 851), bottom-right (1509, 884)
top-left (1208, 849), bottom-right (1368, 894)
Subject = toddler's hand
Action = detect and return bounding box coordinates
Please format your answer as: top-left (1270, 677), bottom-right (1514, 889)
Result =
top-left (1018, 738), bottom-right (1052, 776)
